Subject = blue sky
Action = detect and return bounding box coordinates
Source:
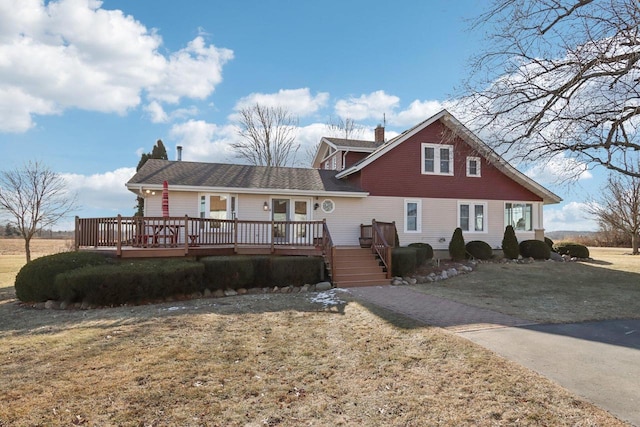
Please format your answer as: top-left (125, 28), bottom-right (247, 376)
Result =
top-left (0, 0), bottom-right (599, 231)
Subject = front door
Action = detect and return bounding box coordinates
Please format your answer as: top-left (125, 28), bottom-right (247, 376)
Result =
top-left (272, 199), bottom-right (289, 243)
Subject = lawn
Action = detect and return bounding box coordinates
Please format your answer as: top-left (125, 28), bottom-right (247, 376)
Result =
top-left (0, 239), bottom-right (632, 425)
top-left (410, 247), bottom-right (640, 323)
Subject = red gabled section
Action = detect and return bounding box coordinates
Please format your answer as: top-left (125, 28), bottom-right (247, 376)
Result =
top-left (358, 119), bottom-right (542, 202)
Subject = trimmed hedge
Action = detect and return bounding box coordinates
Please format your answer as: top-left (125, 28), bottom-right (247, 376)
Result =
top-left (501, 225), bottom-right (519, 259)
top-left (519, 240), bottom-right (551, 260)
top-left (55, 259), bottom-right (205, 306)
top-left (544, 237), bottom-right (555, 251)
top-left (408, 243), bottom-right (434, 265)
top-left (201, 255), bottom-right (324, 290)
top-left (392, 247), bottom-right (417, 277)
top-left (449, 228), bottom-right (466, 261)
top-left (465, 240), bottom-right (493, 260)
top-left (15, 251), bottom-right (111, 302)
top-left (554, 242), bottom-right (590, 258)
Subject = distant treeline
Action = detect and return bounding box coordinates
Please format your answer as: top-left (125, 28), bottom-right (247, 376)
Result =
top-left (548, 229), bottom-right (634, 248)
top-left (1, 224), bottom-right (73, 239)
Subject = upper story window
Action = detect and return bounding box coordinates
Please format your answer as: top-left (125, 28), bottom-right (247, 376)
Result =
top-left (422, 143), bottom-right (453, 175)
top-left (466, 157), bottom-right (481, 177)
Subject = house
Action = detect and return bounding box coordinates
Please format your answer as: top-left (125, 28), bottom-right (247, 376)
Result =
top-left (126, 109), bottom-right (561, 253)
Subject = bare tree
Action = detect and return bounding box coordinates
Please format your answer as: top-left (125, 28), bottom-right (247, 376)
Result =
top-left (233, 104), bottom-right (299, 167)
top-left (326, 116), bottom-right (365, 141)
top-left (0, 161), bottom-right (77, 262)
top-left (462, 0), bottom-right (640, 179)
top-left (588, 173), bottom-right (640, 254)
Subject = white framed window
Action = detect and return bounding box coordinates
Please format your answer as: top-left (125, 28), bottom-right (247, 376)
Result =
top-left (421, 143), bottom-right (454, 175)
top-left (458, 201), bottom-right (487, 233)
top-left (199, 194), bottom-right (237, 219)
top-left (321, 199), bottom-right (335, 213)
top-left (466, 157), bottom-right (481, 177)
top-left (331, 156), bottom-right (337, 170)
top-left (404, 199), bottom-right (422, 233)
top-left (505, 202), bottom-right (533, 231)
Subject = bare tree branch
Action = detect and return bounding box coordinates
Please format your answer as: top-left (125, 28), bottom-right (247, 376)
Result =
top-left (233, 104), bottom-right (299, 167)
top-left (0, 161), bottom-right (78, 262)
top-left (462, 0), bottom-right (640, 180)
top-left (587, 172), bottom-right (640, 254)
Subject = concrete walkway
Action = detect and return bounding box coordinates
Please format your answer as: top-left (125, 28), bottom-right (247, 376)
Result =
top-left (347, 285), bottom-right (640, 426)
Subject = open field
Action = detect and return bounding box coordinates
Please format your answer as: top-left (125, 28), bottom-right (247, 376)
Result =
top-left (410, 247), bottom-right (640, 323)
top-left (0, 240), bottom-right (635, 425)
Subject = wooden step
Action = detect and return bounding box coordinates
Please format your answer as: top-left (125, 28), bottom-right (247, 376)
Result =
top-left (331, 246), bottom-right (389, 288)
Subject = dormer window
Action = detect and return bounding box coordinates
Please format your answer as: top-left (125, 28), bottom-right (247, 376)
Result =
top-left (466, 157), bottom-right (481, 177)
top-left (421, 143), bottom-right (453, 175)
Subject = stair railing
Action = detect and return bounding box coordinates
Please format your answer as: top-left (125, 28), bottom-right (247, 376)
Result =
top-left (371, 219), bottom-right (393, 278)
top-left (322, 219), bottom-right (336, 282)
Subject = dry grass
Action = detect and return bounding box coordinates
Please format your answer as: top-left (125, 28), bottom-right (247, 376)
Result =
top-left (0, 240), bottom-right (632, 425)
top-left (411, 247), bottom-right (640, 323)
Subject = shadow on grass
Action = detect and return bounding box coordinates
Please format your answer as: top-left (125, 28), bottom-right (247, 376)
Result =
top-left (0, 290), bottom-right (350, 337)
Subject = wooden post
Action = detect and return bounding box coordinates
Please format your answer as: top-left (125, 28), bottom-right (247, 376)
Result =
top-left (116, 215), bottom-right (122, 256)
top-left (270, 219), bottom-right (275, 253)
top-left (234, 218), bottom-right (239, 253)
top-left (184, 215), bottom-right (189, 255)
top-left (74, 216), bottom-right (79, 251)
top-left (386, 246), bottom-right (392, 279)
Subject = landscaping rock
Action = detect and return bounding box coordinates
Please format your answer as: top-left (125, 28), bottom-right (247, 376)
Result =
top-left (203, 288), bottom-right (212, 297)
top-left (213, 289), bottom-right (225, 298)
top-left (316, 282), bottom-right (332, 291)
top-left (300, 284), bottom-right (310, 293)
top-left (45, 300), bottom-right (59, 310)
top-left (236, 288), bottom-right (247, 295)
top-left (224, 289), bottom-right (238, 297)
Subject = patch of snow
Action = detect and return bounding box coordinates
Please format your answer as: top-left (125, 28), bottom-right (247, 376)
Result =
top-left (310, 289), bottom-right (347, 307)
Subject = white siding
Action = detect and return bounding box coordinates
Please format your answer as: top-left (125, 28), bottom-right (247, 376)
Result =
top-left (144, 191), bottom-right (545, 250)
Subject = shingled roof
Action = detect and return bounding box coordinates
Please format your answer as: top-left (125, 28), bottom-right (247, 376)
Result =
top-left (322, 138), bottom-right (379, 150)
top-left (126, 159), bottom-right (367, 196)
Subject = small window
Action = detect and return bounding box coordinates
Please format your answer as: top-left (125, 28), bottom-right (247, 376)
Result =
top-left (404, 199), bottom-right (422, 233)
top-left (321, 199), bottom-right (335, 213)
top-left (421, 143), bottom-right (453, 175)
top-left (505, 203), bottom-right (533, 231)
top-left (467, 157), bottom-right (481, 177)
top-left (331, 156), bottom-right (337, 170)
top-left (459, 202), bottom-right (487, 232)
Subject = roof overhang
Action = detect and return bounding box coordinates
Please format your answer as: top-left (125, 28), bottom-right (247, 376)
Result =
top-left (126, 182), bottom-right (369, 198)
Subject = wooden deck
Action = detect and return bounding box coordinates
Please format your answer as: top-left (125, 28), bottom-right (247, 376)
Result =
top-left (75, 216), bottom-right (396, 286)
top-left (75, 216), bottom-right (328, 259)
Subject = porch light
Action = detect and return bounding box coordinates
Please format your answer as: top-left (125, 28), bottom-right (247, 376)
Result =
top-left (263, 201), bottom-right (269, 211)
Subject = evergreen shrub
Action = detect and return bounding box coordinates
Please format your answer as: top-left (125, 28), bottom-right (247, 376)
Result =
top-left (408, 243), bottom-right (434, 265)
top-left (449, 228), bottom-right (466, 261)
top-left (554, 242), bottom-right (590, 258)
top-left (270, 256), bottom-right (324, 286)
top-left (519, 240), bottom-right (551, 260)
top-left (15, 251), bottom-right (111, 302)
top-left (465, 240), bottom-right (493, 260)
top-left (392, 247), bottom-right (417, 277)
top-left (545, 237), bottom-right (555, 251)
top-left (55, 259), bottom-right (204, 306)
top-left (201, 256), bottom-right (255, 290)
top-left (501, 225), bottom-right (520, 259)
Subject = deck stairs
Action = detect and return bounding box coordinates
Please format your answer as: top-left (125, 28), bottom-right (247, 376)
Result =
top-left (331, 246), bottom-right (389, 288)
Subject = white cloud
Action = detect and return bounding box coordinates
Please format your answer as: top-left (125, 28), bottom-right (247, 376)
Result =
top-left (544, 201), bottom-right (599, 231)
top-left (144, 101), bottom-right (168, 123)
top-left (0, 0), bottom-right (232, 133)
top-left (334, 90), bottom-right (399, 121)
top-left (524, 154), bottom-right (593, 185)
top-left (62, 167), bottom-right (136, 214)
top-left (393, 99), bottom-right (445, 126)
top-left (233, 88), bottom-right (329, 118)
top-left (169, 120), bottom-right (238, 163)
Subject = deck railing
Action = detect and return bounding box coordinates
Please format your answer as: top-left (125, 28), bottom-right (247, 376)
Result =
top-left (371, 219), bottom-right (395, 279)
top-left (75, 215), bottom-right (328, 252)
top-left (322, 220), bottom-right (336, 282)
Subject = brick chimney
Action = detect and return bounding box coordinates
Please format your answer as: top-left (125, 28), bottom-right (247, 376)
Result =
top-left (374, 125), bottom-right (385, 144)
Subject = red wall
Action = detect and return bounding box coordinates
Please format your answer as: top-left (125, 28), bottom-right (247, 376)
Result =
top-left (344, 151), bottom-right (368, 169)
top-left (358, 120), bottom-right (542, 201)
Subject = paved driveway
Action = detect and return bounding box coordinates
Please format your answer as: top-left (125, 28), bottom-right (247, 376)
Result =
top-left (348, 286), bottom-right (640, 426)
